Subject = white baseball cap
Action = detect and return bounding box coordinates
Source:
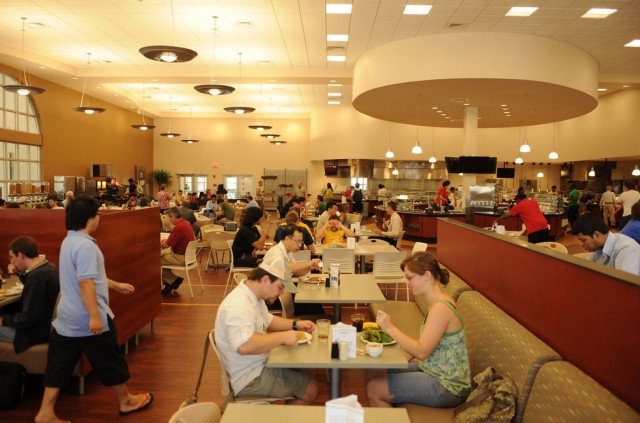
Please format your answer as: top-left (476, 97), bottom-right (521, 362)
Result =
top-left (259, 256), bottom-right (286, 280)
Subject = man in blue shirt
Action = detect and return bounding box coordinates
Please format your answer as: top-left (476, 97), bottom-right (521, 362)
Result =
top-left (35, 197), bottom-right (153, 423)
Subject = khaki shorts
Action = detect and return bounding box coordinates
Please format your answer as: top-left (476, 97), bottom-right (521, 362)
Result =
top-left (237, 367), bottom-right (309, 399)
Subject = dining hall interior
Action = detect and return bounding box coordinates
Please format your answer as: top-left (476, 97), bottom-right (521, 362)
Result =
top-left (0, 0), bottom-right (639, 422)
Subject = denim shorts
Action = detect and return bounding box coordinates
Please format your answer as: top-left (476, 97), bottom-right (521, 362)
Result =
top-left (237, 367), bottom-right (309, 400)
top-left (387, 362), bottom-right (465, 407)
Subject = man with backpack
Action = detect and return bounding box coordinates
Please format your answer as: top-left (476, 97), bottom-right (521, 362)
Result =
top-left (352, 183), bottom-right (364, 213)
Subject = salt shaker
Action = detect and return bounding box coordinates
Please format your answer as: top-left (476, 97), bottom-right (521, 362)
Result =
top-left (339, 341), bottom-right (348, 360)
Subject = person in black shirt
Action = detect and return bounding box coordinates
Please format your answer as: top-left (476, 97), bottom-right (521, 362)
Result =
top-left (231, 207), bottom-right (268, 267)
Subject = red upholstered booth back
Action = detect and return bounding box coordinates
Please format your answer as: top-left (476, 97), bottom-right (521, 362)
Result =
top-left (437, 218), bottom-right (640, 411)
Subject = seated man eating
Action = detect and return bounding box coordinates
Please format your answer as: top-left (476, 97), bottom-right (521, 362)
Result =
top-left (316, 215), bottom-right (355, 245)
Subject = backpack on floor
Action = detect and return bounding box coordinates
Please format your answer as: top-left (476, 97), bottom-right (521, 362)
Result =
top-left (454, 366), bottom-right (518, 423)
top-left (0, 362), bottom-right (27, 409)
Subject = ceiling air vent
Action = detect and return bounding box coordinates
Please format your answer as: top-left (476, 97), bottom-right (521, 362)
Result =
top-left (447, 23), bottom-right (467, 31)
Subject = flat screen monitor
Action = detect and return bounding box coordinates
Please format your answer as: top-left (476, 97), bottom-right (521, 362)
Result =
top-left (324, 160), bottom-right (338, 176)
top-left (459, 156), bottom-right (497, 174)
top-left (445, 157), bottom-right (461, 173)
top-left (496, 168), bottom-right (515, 178)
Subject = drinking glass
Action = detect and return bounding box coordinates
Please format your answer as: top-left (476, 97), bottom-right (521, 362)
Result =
top-left (351, 313), bottom-right (364, 332)
top-left (316, 319), bottom-right (331, 342)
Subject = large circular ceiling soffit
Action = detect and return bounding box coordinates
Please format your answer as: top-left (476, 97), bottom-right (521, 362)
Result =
top-left (352, 33), bottom-right (599, 128)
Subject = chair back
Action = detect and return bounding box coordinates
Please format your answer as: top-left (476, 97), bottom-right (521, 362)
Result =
top-left (168, 402), bottom-right (221, 423)
top-left (184, 241), bottom-right (199, 266)
top-left (208, 330), bottom-right (234, 400)
top-left (233, 273), bottom-right (247, 286)
top-left (346, 213), bottom-right (363, 225)
top-left (226, 239), bottom-right (236, 264)
top-left (537, 242), bottom-right (569, 254)
top-left (358, 238), bottom-right (389, 245)
top-left (209, 231), bottom-right (234, 252)
top-left (292, 250), bottom-right (311, 262)
top-left (161, 214), bottom-right (172, 231)
top-left (279, 289), bottom-right (296, 319)
top-left (412, 242), bottom-right (429, 254)
top-left (396, 230), bottom-right (405, 249)
top-left (199, 224), bottom-right (218, 241)
top-left (322, 248), bottom-right (355, 274)
top-left (572, 252), bottom-right (591, 260)
top-left (373, 251), bottom-right (407, 277)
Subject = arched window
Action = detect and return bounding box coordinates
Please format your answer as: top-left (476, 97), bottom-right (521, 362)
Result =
top-left (1, 72), bottom-right (42, 202)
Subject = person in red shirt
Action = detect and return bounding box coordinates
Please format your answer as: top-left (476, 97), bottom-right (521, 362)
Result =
top-left (160, 207), bottom-right (195, 294)
top-left (495, 192), bottom-right (549, 243)
top-left (435, 180), bottom-right (451, 208)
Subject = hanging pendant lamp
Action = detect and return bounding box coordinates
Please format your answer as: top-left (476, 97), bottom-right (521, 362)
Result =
top-left (548, 121), bottom-right (559, 159)
top-left (411, 94), bottom-right (422, 154)
top-left (3, 18), bottom-right (46, 96)
top-left (385, 123), bottom-right (394, 158)
top-left (132, 84), bottom-right (156, 131)
top-left (249, 85), bottom-right (272, 130)
top-left (194, 17), bottom-right (235, 96)
top-left (519, 126), bottom-right (531, 153)
top-left (73, 53), bottom-right (105, 114)
top-left (139, 0), bottom-right (197, 62)
top-left (428, 125), bottom-right (437, 163)
top-left (181, 108), bottom-right (199, 143)
top-left (224, 53), bottom-right (255, 114)
top-left (160, 97), bottom-right (180, 138)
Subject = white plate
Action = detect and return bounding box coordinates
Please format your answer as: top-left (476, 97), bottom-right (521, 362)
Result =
top-left (297, 332), bottom-right (312, 344)
top-left (1, 289), bottom-right (22, 296)
top-left (360, 333), bottom-right (396, 346)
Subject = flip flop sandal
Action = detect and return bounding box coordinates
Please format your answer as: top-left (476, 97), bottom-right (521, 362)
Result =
top-left (119, 392), bottom-right (153, 416)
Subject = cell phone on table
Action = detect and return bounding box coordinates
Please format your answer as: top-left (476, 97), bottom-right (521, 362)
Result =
top-left (2, 274), bottom-right (11, 280)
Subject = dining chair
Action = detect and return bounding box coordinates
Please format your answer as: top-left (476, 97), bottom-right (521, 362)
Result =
top-left (168, 402), bottom-right (221, 423)
top-left (395, 230), bottom-right (405, 249)
top-left (160, 240), bottom-right (204, 298)
top-left (373, 251), bottom-right (408, 301)
top-left (196, 224), bottom-right (216, 262)
top-left (279, 289), bottom-right (333, 322)
top-left (208, 330), bottom-right (293, 410)
top-left (205, 231), bottom-right (235, 272)
top-left (160, 214), bottom-right (172, 232)
top-left (224, 239), bottom-right (257, 297)
top-left (322, 248), bottom-right (355, 274)
top-left (537, 242), bottom-right (569, 254)
top-left (292, 250), bottom-right (311, 262)
top-left (412, 242), bottom-right (429, 254)
top-left (572, 252), bottom-right (591, 260)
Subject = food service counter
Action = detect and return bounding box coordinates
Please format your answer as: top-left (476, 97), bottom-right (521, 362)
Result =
top-left (473, 211), bottom-right (566, 240)
top-left (375, 207), bottom-right (466, 239)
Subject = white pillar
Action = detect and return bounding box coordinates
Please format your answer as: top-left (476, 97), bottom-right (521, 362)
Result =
top-left (461, 107), bottom-right (478, 209)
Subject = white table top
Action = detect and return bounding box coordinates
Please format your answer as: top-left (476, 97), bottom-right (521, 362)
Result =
top-left (0, 275), bottom-right (23, 307)
top-left (312, 243), bottom-right (398, 256)
top-left (221, 403), bottom-right (411, 423)
top-left (295, 274), bottom-right (386, 305)
top-left (267, 325), bottom-right (408, 370)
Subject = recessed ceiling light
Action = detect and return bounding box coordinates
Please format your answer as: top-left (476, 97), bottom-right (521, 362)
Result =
top-left (328, 93), bottom-right (341, 97)
top-left (500, 104), bottom-right (508, 107)
top-left (38, 66), bottom-right (46, 69)
top-left (431, 106), bottom-right (438, 110)
top-left (403, 5), bottom-right (432, 15)
top-left (328, 83), bottom-right (342, 87)
top-left (582, 8), bottom-right (617, 19)
top-left (622, 85), bottom-right (630, 88)
top-left (151, 79), bottom-right (159, 82)
top-left (327, 55), bottom-right (346, 62)
top-left (98, 60), bottom-right (111, 64)
top-left (598, 88), bottom-right (607, 92)
top-left (624, 39), bottom-right (640, 47)
top-left (327, 34), bottom-right (349, 42)
top-left (328, 100), bottom-right (341, 105)
top-left (71, 77), bottom-right (78, 80)
top-left (326, 4), bottom-right (352, 14)
top-left (506, 7), bottom-right (538, 17)
top-left (237, 21), bottom-right (252, 28)
top-left (28, 22), bottom-right (45, 28)
top-left (463, 103), bottom-right (470, 106)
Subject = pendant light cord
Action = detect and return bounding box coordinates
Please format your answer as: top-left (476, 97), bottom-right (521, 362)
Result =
top-left (20, 17), bottom-right (30, 85)
top-left (210, 17), bottom-right (218, 83)
top-left (170, 0), bottom-right (177, 47)
top-left (79, 53), bottom-right (92, 108)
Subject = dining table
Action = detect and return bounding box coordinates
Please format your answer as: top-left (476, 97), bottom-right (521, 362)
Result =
top-left (312, 243), bottom-right (399, 272)
top-left (295, 273), bottom-right (386, 322)
top-left (220, 403), bottom-right (411, 423)
top-left (0, 274), bottom-right (23, 308)
top-left (267, 322), bottom-right (408, 399)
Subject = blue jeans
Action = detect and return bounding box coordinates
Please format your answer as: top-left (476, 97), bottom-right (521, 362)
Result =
top-left (0, 325), bottom-right (16, 343)
top-left (387, 362), bottom-right (465, 407)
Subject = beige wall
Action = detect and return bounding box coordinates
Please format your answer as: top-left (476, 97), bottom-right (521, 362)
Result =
top-left (0, 63), bottom-right (154, 187)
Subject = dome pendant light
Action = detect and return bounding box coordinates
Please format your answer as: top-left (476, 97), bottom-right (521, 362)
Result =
top-left (249, 85), bottom-right (272, 131)
top-left (139, 0), bottom-right (197, 63)
top-left (73, 53), bottom-right (105, 114)
top-left (514, 128), bottom-right (523, 164)
top-left (411, 94), bottom-right (423, 155)
top-left (520, 126), bottom-right (531, 153)
top-left (194, 17), bottom-right (235, 96)
top-left (392, 167), bottom-right (399, 175)
top-left (132, 84), bottom-right (156, 131)
top-left (548, 121), bottom-right (559, 159)
top-left (385, 123), bottom-right (394, 158)
top-left (181, 108), bottom-right (199, 144)
top-left (588, 167), bottom-right (595, 177)
top-left (428, 125), bottom-right (437, 163)
top-left (224, 53), bottom-right (255, 115)
top-left (632, 165), bottom-right (640, 176)
top-left (3, 18), bottom-right (46, 96)
top-left (160, 97), bottom-right (180, 138)
top-left (536, 163), bottom-right (544, 178)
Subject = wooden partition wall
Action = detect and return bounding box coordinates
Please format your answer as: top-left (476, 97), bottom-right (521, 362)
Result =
top-left (0, 207), bottom-right (161, 352)
top-left (437, 218), bottom-right (640, 410)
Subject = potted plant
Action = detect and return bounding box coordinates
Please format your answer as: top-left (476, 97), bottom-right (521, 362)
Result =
top-left (151, 168), bottom-right (173, 191)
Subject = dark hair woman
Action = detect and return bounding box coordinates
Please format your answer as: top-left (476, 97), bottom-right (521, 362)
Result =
top-left (231, 207), bottom-right (268, 267)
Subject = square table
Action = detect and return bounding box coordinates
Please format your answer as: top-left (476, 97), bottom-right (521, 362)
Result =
top-left (0, 275), bottom-right (23, 308)
top-left (295, 274), bottom-right (386, 322)
top-left (312, 243), bottom-right (399, 272)
top-left (221, 403), bottom-right (411, 423)
top-left (267, 324), bottom-right (408, 399)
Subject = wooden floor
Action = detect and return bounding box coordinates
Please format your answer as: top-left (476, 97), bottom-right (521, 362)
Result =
top-left (2, 220), bottom-right (588, 422)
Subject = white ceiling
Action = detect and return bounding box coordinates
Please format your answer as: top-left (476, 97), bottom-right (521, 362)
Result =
top-left (0, 0), bottom-right (638, 121)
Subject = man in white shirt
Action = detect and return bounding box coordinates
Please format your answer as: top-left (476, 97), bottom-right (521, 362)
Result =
top-left (246, 195), bottom-right (260, 209)
top-left (256, 180), bottom-right (266, 211)
top-left (600, 185), bottom-right (617, 227)
top-left (373, 201), bottom-right (403, 247)
top-left (214, 257), bottom-right (318, 403)
top-left (572, 214), bottom-right (640, 276)
top-left (617, 181), bottom-right (640, 230)
top-left (377, 184), bottom-right (388, 203)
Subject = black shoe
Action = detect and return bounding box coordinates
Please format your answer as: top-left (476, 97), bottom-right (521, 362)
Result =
top-left (170, 277), bottom-right (184, 290)
top-left (161, 284), bottom-right (173, 294)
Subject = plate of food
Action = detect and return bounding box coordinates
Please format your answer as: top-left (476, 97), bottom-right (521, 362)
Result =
top-left (0, 288), bottom-right (22, 297)
top-left (303, 275), bottom-right (325, 284)
top-left (361, 328), bottom-right (396, 346)
top-left (296, 331), bottom-right (312, 344)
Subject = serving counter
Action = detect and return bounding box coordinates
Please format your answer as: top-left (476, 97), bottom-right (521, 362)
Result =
top-left (375, 207), bottom-right (466, 239)
top-left (473, 211), bottom-right (566, 240)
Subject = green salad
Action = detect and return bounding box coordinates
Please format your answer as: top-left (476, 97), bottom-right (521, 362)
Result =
top-left (362, 328), bottom-right (394, 344)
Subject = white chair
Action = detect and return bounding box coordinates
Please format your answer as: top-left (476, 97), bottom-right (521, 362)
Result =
top-left (373, 251), bottom-right (408, 301)
top-left (395, 230), bottom-right (405, 249)
top-left (573, 252), bottom-right (592, 260)
top-left (322, 248), bottom-right (355, 274)
top-left (208, 330), bottom-right (293, 409)
top-left (168, 402), bottom-right (221, 423)
top-left (205, 231), bottom-right (235, 271)
top-left (537, 242), bottom-right (569, 254)
top-left (279, 289), bottom-right (333, 322)
top-left (196, 224), bottom-right (217, 262)
top-left (161, 214), bottom-right (172, 232)
top-left (225, 239), bottom-right (257, 297)
top-left (412, 242), bottom-right (429, 254)
top-left (292, 250), bottom-right (311, 262)
top-left (161, 240), bottom-right (204, 298)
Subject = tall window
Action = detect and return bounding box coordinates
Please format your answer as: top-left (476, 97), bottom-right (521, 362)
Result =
top-left (224, 175), bottom-right (253, 200)
top-left (178, 174), bottom-right (208, 194)
top-left (350, 177), bottom-right (368, 193)
top-left (0, 141), bottom-right (41, 200)
top-left (1, 73), bottom-right (41, 134)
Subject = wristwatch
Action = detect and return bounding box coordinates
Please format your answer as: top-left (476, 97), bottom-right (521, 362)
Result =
top-left (292, 319), bottom-right (298, 331)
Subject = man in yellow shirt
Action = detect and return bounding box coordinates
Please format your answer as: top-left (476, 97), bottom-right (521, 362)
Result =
top-left (317, 215), bottom-right (355, 245)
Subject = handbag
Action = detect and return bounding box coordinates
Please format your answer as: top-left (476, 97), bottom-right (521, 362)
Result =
top-left (0, 362), bottom-right (27, 409)
top-left (454, 367), bottom-right (518, 423)
top-left (179, 334), bottom-right (210, 409)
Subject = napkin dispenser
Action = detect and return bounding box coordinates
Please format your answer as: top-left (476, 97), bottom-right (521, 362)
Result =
top-left (224, 221), bottom-right (238, 231)
top-left (331, 323), bottom-right (356, 358)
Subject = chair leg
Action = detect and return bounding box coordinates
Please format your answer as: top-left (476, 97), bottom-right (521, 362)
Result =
top-left (224, 270), bottom-right (233, 297)
top-left (185, 269), bottom-right (194, 298)
top-left (196, 263), bottom-right (204, 292)
top-left (394, 284), bottom-right (398, 301)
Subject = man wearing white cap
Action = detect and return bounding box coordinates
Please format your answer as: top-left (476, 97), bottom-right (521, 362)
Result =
top-left (214, 257), bottom-right (318, 404)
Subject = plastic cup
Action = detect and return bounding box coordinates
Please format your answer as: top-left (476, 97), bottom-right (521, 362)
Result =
top-left (316, 319), bottom-right (331, 342)
top-left (351, 313), bottom-right (364, 332)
